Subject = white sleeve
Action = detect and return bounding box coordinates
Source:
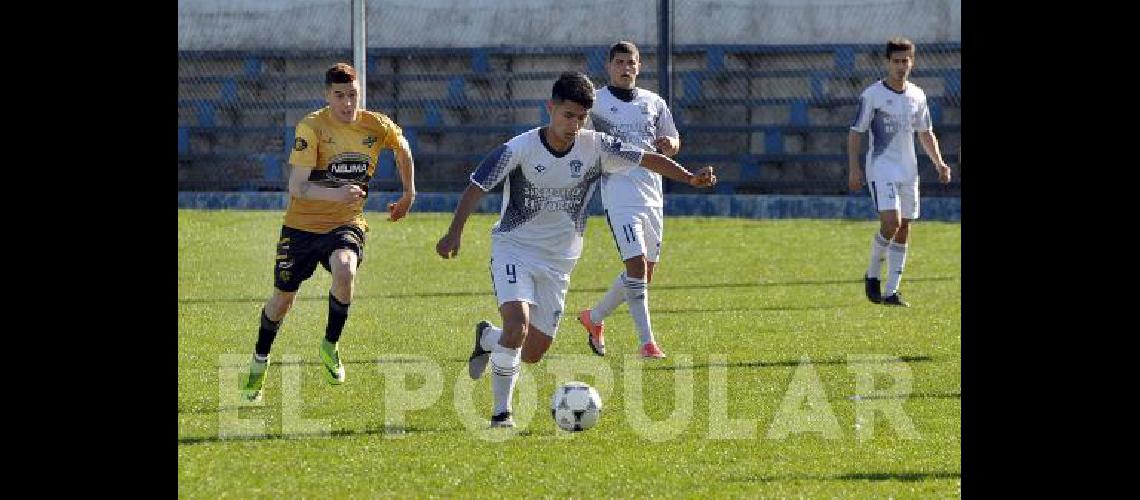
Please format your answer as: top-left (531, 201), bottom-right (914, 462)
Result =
top-left (850, 91), bottom-right (874, 132)
top-left (596, 132), bottom-right (644, 174)
top-left (656, 100), bottom-right (679, 139)
top-left (915, 97), bottom-right (932, 132)
top-left (469, 143), bottom-right (518, 191)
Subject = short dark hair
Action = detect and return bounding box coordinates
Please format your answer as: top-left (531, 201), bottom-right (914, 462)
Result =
top-left (551, 72), bottom-right (595, 109)
top-left (325, 63), bottom-right (358, 86)
top-left (885, 37), bottom-right (915, 59)
top-left (608, 41), bottom-right (639, 61)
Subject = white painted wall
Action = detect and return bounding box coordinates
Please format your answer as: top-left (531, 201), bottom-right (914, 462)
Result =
top-left (178, 0), bottom-right (960, 49)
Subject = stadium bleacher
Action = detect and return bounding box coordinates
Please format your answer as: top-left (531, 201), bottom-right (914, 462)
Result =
top-left (178, 44), bottom-right (960, 194)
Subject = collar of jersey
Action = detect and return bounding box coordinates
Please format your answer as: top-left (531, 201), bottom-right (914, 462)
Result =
top-left (879, 80), bottom-right (908, 95)
top-left (538, 128), bottom-right (574, 158)
top-left (606, 85), bottom-right (638, 102)
top-left (322, 107), bottom-right (360, 127)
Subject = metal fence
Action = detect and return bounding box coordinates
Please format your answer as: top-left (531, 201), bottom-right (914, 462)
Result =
top-left (178, 0), bottom-right (960, 196)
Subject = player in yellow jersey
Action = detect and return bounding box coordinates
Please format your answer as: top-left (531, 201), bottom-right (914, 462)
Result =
top-left (242, 63), bottom-right (416, 401)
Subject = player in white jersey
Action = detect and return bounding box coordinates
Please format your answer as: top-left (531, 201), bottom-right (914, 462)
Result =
top-left (577, 41), bottom-right (680, 359)
top-left (848, 37), bottom-right (952, 307)
top-left (436, 73), bottom-right (717, 428)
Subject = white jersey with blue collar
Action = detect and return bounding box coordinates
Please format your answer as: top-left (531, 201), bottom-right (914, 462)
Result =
top-left (850, 80), bottom-right (932, 183)
top-left (588, 86), bottom-right (678, 209)
top-left (470, 128), bottom-right (645, 270)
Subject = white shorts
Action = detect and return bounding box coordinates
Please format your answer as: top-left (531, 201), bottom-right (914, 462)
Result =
top-left (488, 245), bottom-right (571, 338)
top-left (605, 207), bottom-right (664, 262)
top-left (868, 180), bottom-right (920, 220)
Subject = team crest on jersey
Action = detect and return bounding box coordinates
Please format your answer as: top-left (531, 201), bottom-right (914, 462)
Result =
top-left (363, 135), bottom-right (377, 148)
top-left (535, 164), bottom-right (546, 174)
top-left (638, 102), bottom-right (650, 115)
top-left (609, 106), bottom-right (618, 113)
top-left (293, 137), bottom-right (308, 151)
top-left (569, 159), bottom-right (583, 178)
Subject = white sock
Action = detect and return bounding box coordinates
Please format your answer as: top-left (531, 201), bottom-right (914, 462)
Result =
top-left (885, 242), bottom-right (908, 296)
top-left (479, 325), bottom-right (503, 353)
top-left (253, 353), bottom-right (269, 362)
top-left (489, 345), bottom-right (521, 415)
top-left (591, 272), bottom-right (627, 324)
top-left (623, 275), bottom-right (654, 345)
top-left (867, 232), bottom-right (890, 279)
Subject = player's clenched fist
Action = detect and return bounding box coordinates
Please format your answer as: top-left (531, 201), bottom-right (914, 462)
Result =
top-left (338, 184), bottom-right (366, 202)
top-left (436, 232), bottom-right (461, 259)
top-left (689, 166), bottom-right (717, 188)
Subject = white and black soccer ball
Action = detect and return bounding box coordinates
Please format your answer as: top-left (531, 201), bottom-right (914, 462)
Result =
top-left (550, 381), bottom-right (602, 431)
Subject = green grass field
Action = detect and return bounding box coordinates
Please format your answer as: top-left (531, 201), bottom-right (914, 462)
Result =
top-left (178, 209), bottom-right (960, 497)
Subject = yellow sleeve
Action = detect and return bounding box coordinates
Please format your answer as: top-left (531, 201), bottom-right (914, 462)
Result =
top-left (377, 114), bottom-right (404, 150)
top-left (288, 121), bottom-right (319, 167)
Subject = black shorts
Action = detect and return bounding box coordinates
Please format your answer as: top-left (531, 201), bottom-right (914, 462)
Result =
top-left (272, 225), bottom-right (366, 292)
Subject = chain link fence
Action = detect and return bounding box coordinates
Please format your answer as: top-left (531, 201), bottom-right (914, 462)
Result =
top-left (179, 0), bottom-right (960, 196)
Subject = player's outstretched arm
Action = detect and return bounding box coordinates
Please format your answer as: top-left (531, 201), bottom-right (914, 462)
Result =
top-left (288, 164), bottom-right (364, 202)
top-left (436, 183), bottom-right (486, 259)
top-left (639, 152), bottom-right (717, 188)
top-left (388, 135), bottom-right (417, 221)
top-left (917, 130), bottom-right (952, 183)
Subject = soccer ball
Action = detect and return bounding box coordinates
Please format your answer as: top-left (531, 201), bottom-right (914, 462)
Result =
top-left (550, 381), bottom-right (602, 431)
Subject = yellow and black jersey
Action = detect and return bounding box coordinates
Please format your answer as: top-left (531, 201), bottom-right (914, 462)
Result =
top-left (284, 108), bottom-right (403, 233)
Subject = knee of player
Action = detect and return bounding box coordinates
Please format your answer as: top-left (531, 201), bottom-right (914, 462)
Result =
top-left (500, 321), bottom-right (528, 342)
top-left (268, 290), bottom-right (297, 316)
top-left (521, 352), bottom-right (544, 364)
top-left (624, 256), bottom-right (649, 279)
top-left (332, 262), bottom-right (357, 281)
top-left (881, 221), bottom-right (900, 236)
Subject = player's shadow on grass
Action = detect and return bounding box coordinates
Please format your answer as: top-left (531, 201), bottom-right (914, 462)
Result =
top-left (651, 304), bottom-right (844, 314)
top-left (177, 403), bottom-right (273, 415)
top-left (440, 354), bottom-right (941, 367)
top-left (645, 355), bottom-right (937, 371)
top-left (730, 471), bottom-right (960, 483)
top-left (177, 425), bottom-right (449, 446)
top-left (217, 358), bottom-right (434, 369)
top-left (850, 391), bottom-right (960, 400)
top-left (178, 276), bottom-right (957, 304)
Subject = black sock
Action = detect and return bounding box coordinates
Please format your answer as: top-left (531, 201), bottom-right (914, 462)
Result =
top-left (255, 309), bottom-right (281, 357)
top-left (325, 293), bottom-right (350, 343)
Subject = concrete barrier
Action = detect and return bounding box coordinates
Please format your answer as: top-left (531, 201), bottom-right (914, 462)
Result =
top-left (177, 191), bottom-right (960, 221)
